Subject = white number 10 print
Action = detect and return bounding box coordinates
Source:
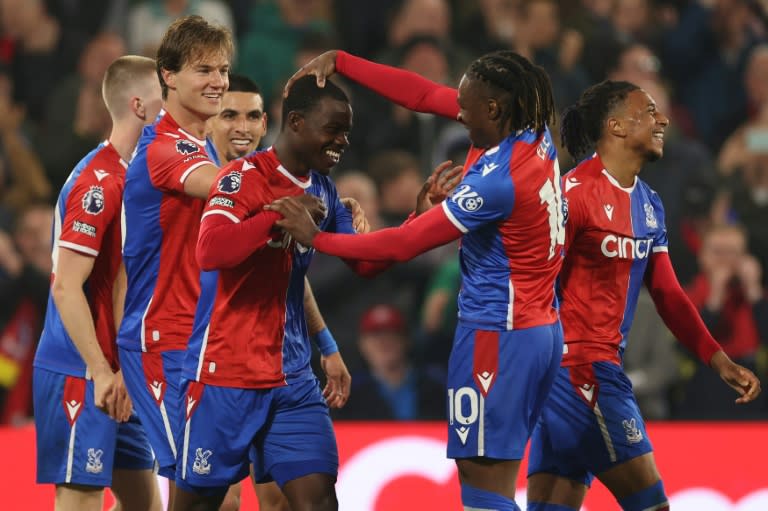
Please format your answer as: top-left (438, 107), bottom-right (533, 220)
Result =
top-left (538, 160), bottom-right (565, 260)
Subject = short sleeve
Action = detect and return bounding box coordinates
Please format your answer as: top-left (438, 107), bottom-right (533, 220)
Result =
top-left (441, 162), bottom-right (515, 233)
top-left (147, 136), bottom-right (213, 193)
top-left (201, 159), bottom-right (262, 224)
top-left (59, 173), bottom-right (122, 257)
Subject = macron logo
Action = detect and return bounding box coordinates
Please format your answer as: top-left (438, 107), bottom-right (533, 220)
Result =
top-left (476, 371), bottom-right (495, 394)
top-left (604, 204), bottom-right (614, 220)
top-left (481, 162), bottom-right (499, 177)
top-left (455, 426), bottom-right (470, 445)
top-left (564, 177), bottom-right (581, 192)
top-left (93, 170), bottom-right (109, 182)
top-left (579, 384), bottom-right (595, 403)
top-left (150, 380), bottom-right (163, 402)
top-left (66, 400), bottom-right (81, 421)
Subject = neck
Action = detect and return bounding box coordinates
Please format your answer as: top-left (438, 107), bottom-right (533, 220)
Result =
top-left (273, 137), bottom-right (310, 177)
top-left (164, 99), bottom-right (209, 141)
top-left (596, 141), bottom-right (643, 187)
top-left (108, 120), bottom-right (143, 162)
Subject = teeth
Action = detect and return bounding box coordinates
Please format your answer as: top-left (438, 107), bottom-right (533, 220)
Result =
top-left (231, 139), bottom-right (251, 146)
top-left (326, 149), bottom-right (340, 161)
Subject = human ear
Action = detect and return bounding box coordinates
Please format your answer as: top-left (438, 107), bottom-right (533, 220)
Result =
top-left (607, 117), bottom-right (626, 138)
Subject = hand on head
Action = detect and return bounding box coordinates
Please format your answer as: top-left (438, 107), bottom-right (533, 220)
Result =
top-left (283, 50), bottom-right (339, 98)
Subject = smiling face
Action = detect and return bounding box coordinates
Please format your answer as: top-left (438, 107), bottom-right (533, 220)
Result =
top-left (619, 88), bottom-right (669, 162)
top-left (163, 49), bottom-right (230, 121)
top-left (457, 74), bottom-right (500, 148)
top-left (208, 91), bottom-right (266, 163)
top-left (292, 97), bottom-right (352, 175)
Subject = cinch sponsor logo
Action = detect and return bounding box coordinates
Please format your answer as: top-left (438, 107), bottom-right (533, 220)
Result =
top-left (600, 235), bottom-right (652, 259)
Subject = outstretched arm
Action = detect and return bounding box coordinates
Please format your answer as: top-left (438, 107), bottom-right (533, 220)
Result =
top-left (285, 50), bottom-right (460, 120)
top-left (645, 251), bottom-right (761, 403)
top-left (267, 198), bottom-right (462, 264)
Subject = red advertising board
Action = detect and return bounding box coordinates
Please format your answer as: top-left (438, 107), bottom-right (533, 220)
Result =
top-left (3, 422), bottom-right (766, 510)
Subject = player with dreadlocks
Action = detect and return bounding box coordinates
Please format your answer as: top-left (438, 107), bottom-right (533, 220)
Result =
top-left (525, 80), bottom-right (761, 511)
top-left (275, 50), bottom-right (566, 511)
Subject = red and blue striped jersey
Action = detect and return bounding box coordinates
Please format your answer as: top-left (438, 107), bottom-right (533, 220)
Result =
top-left (34, 141), bottom-right (127, 377)
top-left (559, 153), bottom-right (668, 364)
top-left (183, 148), bottom-right (355, 388)
top-left (442, 128), bottom-right (563, 330)
top-left (117, 111), bottom-right (213, 353)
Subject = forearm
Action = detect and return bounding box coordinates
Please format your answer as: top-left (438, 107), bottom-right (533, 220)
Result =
top-left (303, 278), bottom-right (326, 336)
top-left (197, 211), bottom-right (282, 270)
top-left (336, 51), bottom-right (460, 119)
top-left (646, 253), bottom-right (722, 365)
top-left (53, 287), bottom-right (112, 375)
top-left (313, 205), bottom-right (461, 263)
top-left (112, 262), bottom-right (126, 331)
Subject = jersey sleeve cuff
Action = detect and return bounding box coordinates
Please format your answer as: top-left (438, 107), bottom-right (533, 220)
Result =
top-left (58, 240), bottom-right (99, 257)
top-left (441, 201), bottom-right (468, 233)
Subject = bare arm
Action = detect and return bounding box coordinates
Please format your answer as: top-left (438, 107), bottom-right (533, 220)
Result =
top-left (52, 249), bottom-right (128, 420)
top-left (183, 163), bottom-right (220, 199)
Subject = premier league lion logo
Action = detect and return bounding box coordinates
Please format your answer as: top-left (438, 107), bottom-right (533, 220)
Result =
top-left (217, 171), bottom-right (242, 194)
top-left (81, 186), bottom-right (105, 215)
top-left (176, 139), bottom-right (199, 155)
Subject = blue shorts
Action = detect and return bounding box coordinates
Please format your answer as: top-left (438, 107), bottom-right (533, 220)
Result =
top-left (175, 377), bottom-right (338, 495)
top-left (33, 367), bottom-right (154, 486)
top-left (446, 321), bottom-right (563, 460)
top-left (119, 348), bottom-right (184, 478)
top-left (527, 361), bottom-right (654, 486)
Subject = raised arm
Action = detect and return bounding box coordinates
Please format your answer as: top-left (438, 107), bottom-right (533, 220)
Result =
top-left (285, 50), bottom-right (460, 120)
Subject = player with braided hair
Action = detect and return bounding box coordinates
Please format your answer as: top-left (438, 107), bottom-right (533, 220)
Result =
top-left (525, 80), bottom-right (761, 511)
top-left (277, 50), bottom-right (566, 511)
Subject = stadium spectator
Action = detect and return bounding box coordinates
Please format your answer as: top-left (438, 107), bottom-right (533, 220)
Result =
top-left (0, 204), bottom-right (51, 425)
top-left (0, 0), bottom-right (88, 124)
top-left (39, 32), bottom-right (126, 191)
top-left (127, 0), bottom-right (234, 56)
top-left (334, 304), bottom-right (444, 421)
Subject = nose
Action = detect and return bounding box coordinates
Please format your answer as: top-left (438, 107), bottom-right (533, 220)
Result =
top-left (336, 132), bottom-right (349, 147)
top-left (656, 111), bottom-right (669, 127)
top-left (235, 115), bottom-right (248, 133)
top-left (211, 70), bottom-right (227, 89)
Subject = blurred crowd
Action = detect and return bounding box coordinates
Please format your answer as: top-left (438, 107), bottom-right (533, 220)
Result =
top-left (0, 0), bottom-right (766, 424)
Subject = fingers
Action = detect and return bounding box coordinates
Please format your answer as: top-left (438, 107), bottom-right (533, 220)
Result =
top-left (734, 369), bottom-right (761, 404)
top-left (116, 387), bottom-right (133, 422)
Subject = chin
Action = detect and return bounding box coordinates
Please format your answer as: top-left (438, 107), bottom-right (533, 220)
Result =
top-left (645, 149), bottom-right (663, 162)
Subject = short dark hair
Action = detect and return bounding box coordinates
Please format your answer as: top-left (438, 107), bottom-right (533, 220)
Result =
top-left (156, 15), bottom-right (234, 99)
top-left (281, 75), bottom-right (349, 127)
top-left (227, 73), bottom-right (260, 95)
top-left (560, 80), bottom-right (640, 162)
top-left (465, 50), bottom-right (556, 136)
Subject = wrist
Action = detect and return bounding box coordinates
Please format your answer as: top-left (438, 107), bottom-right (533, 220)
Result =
top-left (313, 327), bottom-right (338, 356)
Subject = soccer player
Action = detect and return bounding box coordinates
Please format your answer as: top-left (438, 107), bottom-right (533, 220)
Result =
top-left (275, 52), bottom-right (565, 511)
top-left (205, 72), bottom-right (354, 511)
top-left (170, 76), bottom-right (370, 511)
top-left (117, 15), bottom-right (232, 502)
top-left (524, 80), bottom-right (761, 511)
top-left (32, 56), bottom-right (162, 511)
